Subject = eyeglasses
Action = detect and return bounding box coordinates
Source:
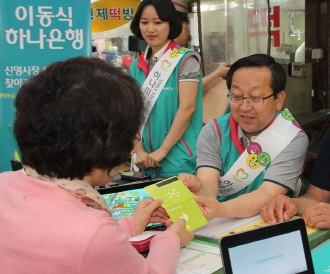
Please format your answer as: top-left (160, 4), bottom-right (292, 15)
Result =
top-left (227, 93), bottom-right (275, 108)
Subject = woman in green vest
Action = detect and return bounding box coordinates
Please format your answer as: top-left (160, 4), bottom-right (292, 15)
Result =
top-left (129, 0), bottom-right (203, 178)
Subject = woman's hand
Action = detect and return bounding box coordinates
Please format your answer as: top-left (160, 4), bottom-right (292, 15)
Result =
top-left (132, 199), bottom-right (169, 235)
top-left (166, 218), bottom-right (194, 248)
top-left (214, 63), bottom-right (230, 78)
top-left (135, 150), bottom-right (150, 170)
top-left (147, 147), bottom-right (167, 168)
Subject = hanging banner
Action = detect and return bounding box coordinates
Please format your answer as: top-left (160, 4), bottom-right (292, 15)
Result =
top-left (91, 0), bottom-right (140, 39)
top-left (0, 0), bottom-right (91, 172)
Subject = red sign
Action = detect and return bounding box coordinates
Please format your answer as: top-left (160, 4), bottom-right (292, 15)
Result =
top-left (248, 6), bottom-right (280, 47)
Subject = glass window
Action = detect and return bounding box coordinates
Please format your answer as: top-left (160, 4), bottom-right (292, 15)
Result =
top-left (190, 0), bottom-right (305, 75)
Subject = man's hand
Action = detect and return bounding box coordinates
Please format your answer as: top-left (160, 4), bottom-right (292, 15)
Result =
top-left (302, 202), bottom-right (330, 229)
top-left (194, 195), bottom-right (220, 220)
top-left (178, 173), bottom-right (202, 193)
top-left (260, 194), bottom-right (299, 224)
top-left (132, 199), bottom-right (168, 235)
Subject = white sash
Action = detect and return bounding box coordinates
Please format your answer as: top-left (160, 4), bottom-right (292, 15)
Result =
top-left (139, 46), bottom-right (190, 135)
top-left (219, 109), bottom-right (301, 196)
top-left (131, 46), bottom-right (190, 171)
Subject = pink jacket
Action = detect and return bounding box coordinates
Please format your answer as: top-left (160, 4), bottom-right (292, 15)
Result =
top-left (0, 170), bottom-right (180, 274)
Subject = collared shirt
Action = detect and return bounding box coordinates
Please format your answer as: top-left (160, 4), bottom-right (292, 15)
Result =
top-left (0, 170), bottom-right (180, 274)
top-left (237, 127), bottom-right (258, 149)
top-left (144, 40), bottom-right (171, 65)
top-left (143, 40), bottom-right (200, 81)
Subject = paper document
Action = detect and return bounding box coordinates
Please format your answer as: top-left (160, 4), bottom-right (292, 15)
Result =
top-left (129, 231), bottom-right (160, 242)
top-left (194, 214), bottom-right (317, 239)
top-left (176, 239), bottom-right (222, 274)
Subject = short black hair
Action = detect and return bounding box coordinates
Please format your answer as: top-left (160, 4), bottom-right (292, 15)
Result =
top-left (130, 0), bottom-right (182, 40)
top-left (14, 57), bottom-right (144, 179)
top-left (177, 11), bottom-right (188, 24)
top-left (226, 54), bottom-right (286, 98)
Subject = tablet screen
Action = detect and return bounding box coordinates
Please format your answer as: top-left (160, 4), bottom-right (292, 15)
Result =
top-left (228, 230), bottom-right (307, 274)
top-left (220, 218), bottom-right (315, 274)
top-left (99, 181), bottom-right (166, 229)
top-left (102, 188), bottom-right (151, 220)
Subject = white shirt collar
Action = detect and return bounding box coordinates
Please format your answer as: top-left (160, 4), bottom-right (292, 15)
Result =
top-left (144, 40), bottom-right (171, 63)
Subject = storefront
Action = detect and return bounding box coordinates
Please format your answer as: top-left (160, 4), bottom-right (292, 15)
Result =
top-left (0, 0), bottom-right (314, 173)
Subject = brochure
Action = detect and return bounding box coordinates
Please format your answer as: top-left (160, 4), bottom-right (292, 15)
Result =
top-left (145, 176), bottom-right (208, 231)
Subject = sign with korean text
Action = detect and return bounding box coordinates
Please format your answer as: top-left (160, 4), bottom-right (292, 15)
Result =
top-left (0, 0), bottom-right (90, 172)
top-left (91, 0), bottom-right (140, 33)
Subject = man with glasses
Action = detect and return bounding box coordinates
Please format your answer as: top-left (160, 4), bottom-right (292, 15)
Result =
top-left (179, 54), bottom-right (308, 219)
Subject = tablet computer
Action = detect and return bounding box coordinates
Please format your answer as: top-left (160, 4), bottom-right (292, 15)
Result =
top-left (220, 218), bottom-right (315, 274)
top-left (97, 177), bottom-right (166, 230)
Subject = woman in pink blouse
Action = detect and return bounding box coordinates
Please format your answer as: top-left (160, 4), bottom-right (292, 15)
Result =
top-left (0, 57), bottom-right (193, 274)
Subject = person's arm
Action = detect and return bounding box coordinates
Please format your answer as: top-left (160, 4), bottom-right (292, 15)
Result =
top-left (195, 181), bottom-right (289, 220)
top-left (298, 186), bottom-right (330, 229)
top-left (202, 63), bottom-right (230, 90)
top-left (294, 184), bottom-right (329, 213)
top-left (302, 200), bottom-right (330, 229)
top-left (181, 159), bottom-right (291, 218)
top-left (301, 128), bottom-right (330, 228)
top-left (261, 129), bottom-right (330, 224)
top-left (260, 177), bottom-right (330, 226)
top-left (133, 133), bottom-right (154, 170)
top-left (81, 217), bottom-right (182, 274)
top-left (179, 120), bottom-right (222, 198)
top-left (179, 167), bottom-right (219, 198)
top-left (148, 80), bottom-right (199, 165)
top-left (260, 185), bottom-right (330, 228)
top-left (223, 181), bottom-right (289, 218)
top-left (117, 216), bottom-right (136, 237)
